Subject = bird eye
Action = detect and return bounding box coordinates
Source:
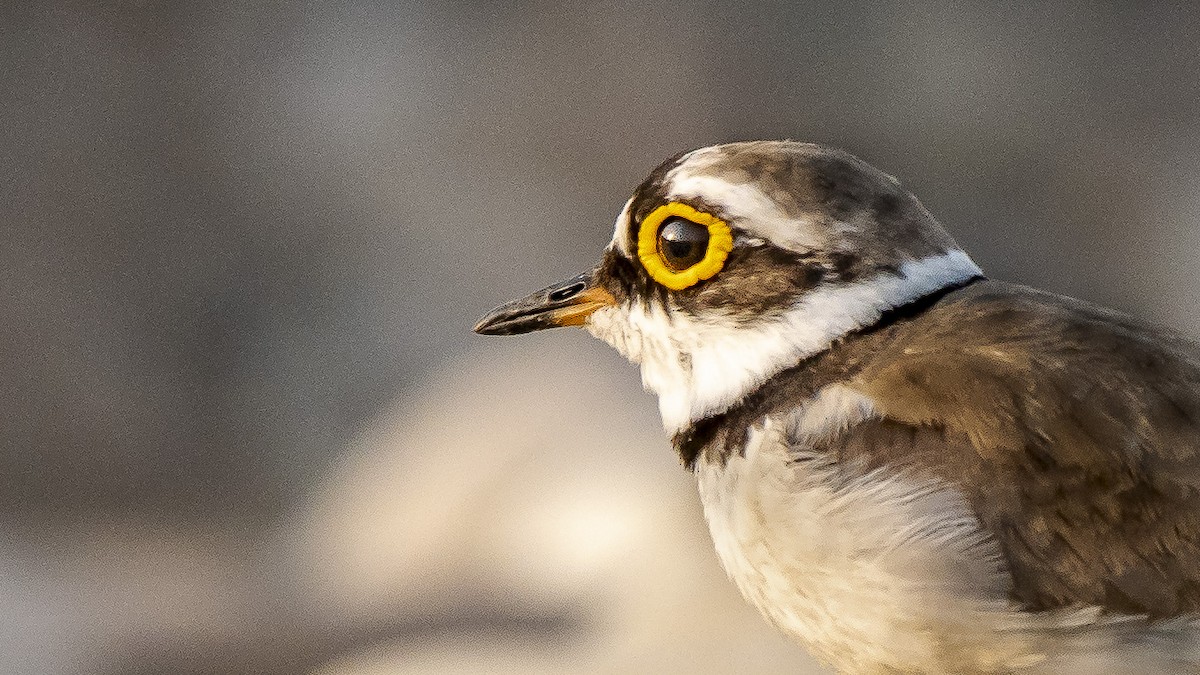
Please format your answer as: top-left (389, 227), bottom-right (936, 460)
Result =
top-left (636, 202), bottom-right (734, 291)
top-left (657, 217), bottom-right (710, 271)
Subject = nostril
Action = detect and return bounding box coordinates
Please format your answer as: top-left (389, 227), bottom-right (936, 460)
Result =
top-left (548, 282), bottom-right (586, 302)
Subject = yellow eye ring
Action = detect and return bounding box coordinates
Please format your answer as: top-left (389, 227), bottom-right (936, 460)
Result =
top-left (636, 202), bottom-right (734, 291)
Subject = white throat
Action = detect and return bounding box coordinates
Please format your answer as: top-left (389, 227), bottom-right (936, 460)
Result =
top-left (586, 249), bottom-right (982, 434)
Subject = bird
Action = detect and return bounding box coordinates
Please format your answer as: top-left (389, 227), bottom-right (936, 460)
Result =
top-left (473, 141), bottom-right (1200, 673)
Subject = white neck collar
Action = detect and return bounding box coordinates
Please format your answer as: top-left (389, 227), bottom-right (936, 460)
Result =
top-left (586, 249), bottom-right (982, 434)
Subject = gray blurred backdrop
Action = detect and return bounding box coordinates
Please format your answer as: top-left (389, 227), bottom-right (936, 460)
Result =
top-left (4, 2), bottom-right (1200, 674)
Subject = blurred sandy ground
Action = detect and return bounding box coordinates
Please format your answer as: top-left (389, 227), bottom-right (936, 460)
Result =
top-left (3, 1), bottom-right (1200, 673)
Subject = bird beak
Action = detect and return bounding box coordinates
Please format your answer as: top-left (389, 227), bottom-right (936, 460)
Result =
top-left (474, 270), bottom-right (616, 336)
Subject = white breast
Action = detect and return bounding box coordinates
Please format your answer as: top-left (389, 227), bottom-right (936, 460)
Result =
top-left (692, 385), bottom-right (1200, 674)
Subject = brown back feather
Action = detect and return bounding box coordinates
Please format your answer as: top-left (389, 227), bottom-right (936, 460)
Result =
top-left (676, 280), bottom-right (1200, 616)
top-left (847, 281), bottom-right (1200, 616)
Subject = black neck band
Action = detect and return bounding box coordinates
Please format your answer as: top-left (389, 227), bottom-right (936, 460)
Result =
top-left (672, 275), bottom-right (986, 468)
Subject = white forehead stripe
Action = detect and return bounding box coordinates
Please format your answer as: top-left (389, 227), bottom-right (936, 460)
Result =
top-left (663, 170), bottom-right (827, 254)
top-left (610, 198), bottom-right (634, 253)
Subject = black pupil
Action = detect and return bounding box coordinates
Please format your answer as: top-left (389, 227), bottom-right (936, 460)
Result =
top-left (656, 217), bottom-right (709, 271)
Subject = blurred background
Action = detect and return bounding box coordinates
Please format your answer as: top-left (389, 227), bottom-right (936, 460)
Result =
top-left (4, 1), bottom-right (1200, 673)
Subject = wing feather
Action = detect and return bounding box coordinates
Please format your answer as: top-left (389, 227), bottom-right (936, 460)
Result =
top-left (839, 281), bottom-right (1200, 617)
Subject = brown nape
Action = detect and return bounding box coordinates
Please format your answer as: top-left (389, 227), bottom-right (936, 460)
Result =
top-left (642, 141), bottom-right (960, 272)
top-left (676, 278), bottom-right (1200, 618)
top-left (609, 142), bottom-right (962, 322)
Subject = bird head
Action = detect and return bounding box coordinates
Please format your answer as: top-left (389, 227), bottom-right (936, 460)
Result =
top-left (475, 141), bottom-right (982, 433)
